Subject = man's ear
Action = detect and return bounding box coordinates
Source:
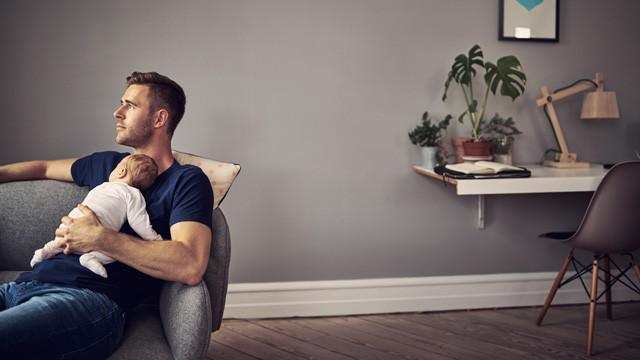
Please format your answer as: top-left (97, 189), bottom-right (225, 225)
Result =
top-left (154, 109), bottom-right (169, 129)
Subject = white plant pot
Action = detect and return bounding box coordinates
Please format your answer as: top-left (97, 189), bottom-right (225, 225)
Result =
top-left (492, 138), bottom-right (514, 165)
top-left (493, 153), bottom-right (513, 165)
top-left (420, 146), bottom-right (438, 169)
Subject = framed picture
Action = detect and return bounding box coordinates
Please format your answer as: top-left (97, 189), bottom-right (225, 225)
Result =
top-left (499, 0), bottom-right (559, 42)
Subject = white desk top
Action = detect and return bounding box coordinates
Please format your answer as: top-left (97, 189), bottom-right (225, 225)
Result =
top-left (413, 164), bottom-right (607, 195)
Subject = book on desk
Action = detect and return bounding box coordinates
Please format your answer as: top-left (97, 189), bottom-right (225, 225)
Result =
top-left (434, 161), bottom-right (531, 179)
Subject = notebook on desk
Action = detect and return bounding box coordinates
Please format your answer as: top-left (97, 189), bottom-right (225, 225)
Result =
top-left (434, 161), bottom-right (531, 179)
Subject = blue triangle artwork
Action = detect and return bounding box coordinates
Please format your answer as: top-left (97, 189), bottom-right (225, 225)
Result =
top-left (517, 0), bottom-right (544, 11)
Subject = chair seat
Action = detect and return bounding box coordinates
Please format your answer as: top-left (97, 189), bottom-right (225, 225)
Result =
top-left (108, 305), bottom-right (173, 360)
top-left (541, 232), bottom-right (575, 240)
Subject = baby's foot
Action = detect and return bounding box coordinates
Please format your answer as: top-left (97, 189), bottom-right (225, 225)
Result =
top-left (80, 254), bottom-right (108, 278)
top-left (30, 249), bottom-right (44, 268)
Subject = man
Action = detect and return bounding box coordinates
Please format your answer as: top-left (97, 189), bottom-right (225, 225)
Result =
top-left (0, 72), bottom-right (213, 359)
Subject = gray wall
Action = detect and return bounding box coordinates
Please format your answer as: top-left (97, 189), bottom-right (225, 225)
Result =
top-left (1, 1), bottom-right (638, 283)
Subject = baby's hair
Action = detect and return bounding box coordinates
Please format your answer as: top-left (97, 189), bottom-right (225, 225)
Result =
top-left (124, 154), bottom-right (159, 191)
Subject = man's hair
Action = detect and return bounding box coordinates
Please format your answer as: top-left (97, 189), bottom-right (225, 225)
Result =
top-left (126, 71), bottom-right (186, 139)
top-left (124, 154), bottom-right (159, 191)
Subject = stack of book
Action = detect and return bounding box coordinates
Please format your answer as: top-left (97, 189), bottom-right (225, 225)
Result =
top-left (435, 161), bottom-right (530, 179)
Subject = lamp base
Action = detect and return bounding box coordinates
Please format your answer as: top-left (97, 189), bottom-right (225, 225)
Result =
top-left (543, 152), bottom-right (590, 168)
top-left (543, 160), bottom-right (590, 168)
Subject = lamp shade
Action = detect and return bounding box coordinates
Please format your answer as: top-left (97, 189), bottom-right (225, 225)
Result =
top-left (580, 91), bottom-right (619, 119)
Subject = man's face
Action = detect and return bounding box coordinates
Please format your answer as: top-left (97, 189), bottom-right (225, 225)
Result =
top-left (113, 85), bottom-right (154, 147)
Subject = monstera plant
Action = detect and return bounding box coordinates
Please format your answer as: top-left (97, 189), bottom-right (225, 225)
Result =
top-left (442, 44), bottom-right (527, 143)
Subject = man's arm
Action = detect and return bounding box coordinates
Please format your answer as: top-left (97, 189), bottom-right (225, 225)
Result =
top-left (0, 158), bottom-right (76, 183)
top-left (56, 205), bottom-right (211, 285)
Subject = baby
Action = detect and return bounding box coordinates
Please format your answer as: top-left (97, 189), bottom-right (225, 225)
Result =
top-left (30, 154), bottom-right (163, 278)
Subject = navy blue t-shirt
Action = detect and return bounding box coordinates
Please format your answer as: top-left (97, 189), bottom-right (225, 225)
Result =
top-left (17, 151), bottom-right (214, 312)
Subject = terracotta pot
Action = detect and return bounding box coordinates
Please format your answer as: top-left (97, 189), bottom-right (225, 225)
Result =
top-left (451, 137), bottom-right (472, 163)
top-left (461, 141), bottom-right (492, 157)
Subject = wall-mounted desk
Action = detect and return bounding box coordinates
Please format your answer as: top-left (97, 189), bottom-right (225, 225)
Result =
top-left (413, 164), bottom-right (607, 229)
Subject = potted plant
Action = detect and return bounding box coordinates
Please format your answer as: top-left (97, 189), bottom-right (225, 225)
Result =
top-left (483, 113), bottom-right (522, 165)
top-left (442, 44), bottom-right (527, 157)
top-left (408, 112), bottom-right (452, 168)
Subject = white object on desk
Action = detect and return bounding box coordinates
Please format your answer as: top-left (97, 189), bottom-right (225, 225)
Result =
top-left (413, 164), bottom-right (607, 229)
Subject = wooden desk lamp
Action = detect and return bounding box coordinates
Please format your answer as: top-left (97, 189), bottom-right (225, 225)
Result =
top-left (536, 72), bottom-right (619, 168)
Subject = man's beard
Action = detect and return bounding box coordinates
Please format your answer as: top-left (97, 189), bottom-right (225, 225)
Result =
top-left (116, 115), bottom-right (154, 148)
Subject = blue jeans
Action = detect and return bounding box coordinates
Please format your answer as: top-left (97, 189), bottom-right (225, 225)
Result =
top-left (0, 280), bottom-right (126, 360)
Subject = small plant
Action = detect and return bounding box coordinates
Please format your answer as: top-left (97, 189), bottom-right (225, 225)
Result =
top-left (408, 112), bottom-right (452, 147)
top-left (483, 113), bottom-right (521, 154)
top-left (409, 112), bottom-right (452, 167)
top-left (442, 44), bottom-right (526, 142)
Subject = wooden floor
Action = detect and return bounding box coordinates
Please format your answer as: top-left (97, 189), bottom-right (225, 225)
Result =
top-left (206, 302), bottom-right (640, 360)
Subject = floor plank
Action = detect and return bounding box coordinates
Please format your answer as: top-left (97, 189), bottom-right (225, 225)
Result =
top-left (364, 313), bottom-right (512, 359)
top-left (225, 320), bottom-right (354, 360)
top-left (207, 302), bottom-right (640, 360)
top-left (208, 322), bottom-right (301, 359)
top-left (206, 340), bottom-right (258, 360)
top-left (265, 318), bottom-right (407, 360)
top-left (303, 317), bottom-right (439, 360)
top-left (325, 316), bottom-right (453, 359)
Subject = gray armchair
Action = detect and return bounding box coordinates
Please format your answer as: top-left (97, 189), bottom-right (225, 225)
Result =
top-left (0, 180), bottom-right (231, 360)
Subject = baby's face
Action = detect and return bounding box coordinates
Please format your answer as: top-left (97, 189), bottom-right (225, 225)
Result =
top-left (108, 156), bottom-right (130, 182)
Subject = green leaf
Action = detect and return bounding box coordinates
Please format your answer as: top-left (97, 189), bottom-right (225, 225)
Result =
top-left (457, 112), bottom-right (466, 124)
top-left (442, 72), bottom-right (454, 102)
top-left (468, 99), bottom-right (478, 114)
top-left (484, 56), bottom-right (527, 101)
top-left (409, 112), bottom-right (452, 147)
top-left (440, 114), bottom-right (452, 129)
top-left (442, 44), bottom-right (484, 102)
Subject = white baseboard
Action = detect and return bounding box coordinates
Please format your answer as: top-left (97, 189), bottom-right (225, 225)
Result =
top-left (223, 272), bottom-right (640, 319)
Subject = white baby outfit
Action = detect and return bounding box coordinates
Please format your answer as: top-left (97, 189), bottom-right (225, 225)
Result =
top-left (30, 181), bottom-right (162, 277)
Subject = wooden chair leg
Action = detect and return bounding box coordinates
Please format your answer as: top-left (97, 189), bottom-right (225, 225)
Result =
top-left (537, 252), bottom-right (573, 326)
top-left (604, 255), bottom-right (612, 320)
top-left (632, 257), bottom-right (640, 283)
top-left (587, 258), bottom-right (599, 356)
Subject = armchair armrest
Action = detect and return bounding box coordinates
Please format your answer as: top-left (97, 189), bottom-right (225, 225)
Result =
top-left (159, 281), bottom-right (212, 360)
top-left (157, 207), bottom-right (231, 359)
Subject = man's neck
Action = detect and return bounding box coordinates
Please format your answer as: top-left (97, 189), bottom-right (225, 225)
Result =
top-left (133, 144), bottom-right (175, 175)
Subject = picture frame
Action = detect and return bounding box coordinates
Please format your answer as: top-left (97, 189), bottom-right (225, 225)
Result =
top-left (499, 0), bottom-right (559, 42)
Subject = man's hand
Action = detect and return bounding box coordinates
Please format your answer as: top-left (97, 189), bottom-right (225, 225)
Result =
top-left (55, 204), bottom-right (212, 285)
top-left (56, 204), bottom-right (107, 254)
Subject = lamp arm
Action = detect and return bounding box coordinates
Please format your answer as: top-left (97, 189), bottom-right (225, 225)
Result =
top-left (543, 105), bottom-right (562, 152)
top-left (536, 77), bottom-right (601, 159)
top-left (536, 79), bottom-right (597, 107)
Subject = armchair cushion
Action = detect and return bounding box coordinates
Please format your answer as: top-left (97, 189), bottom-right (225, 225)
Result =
top-left (172, 150), bottom-right (240, 209)
top-left (107, 305), bottom-right (173, 360)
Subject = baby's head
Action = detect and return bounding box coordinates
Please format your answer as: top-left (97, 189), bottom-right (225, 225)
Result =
top-left (109, 154), bottom-right (158, 191)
